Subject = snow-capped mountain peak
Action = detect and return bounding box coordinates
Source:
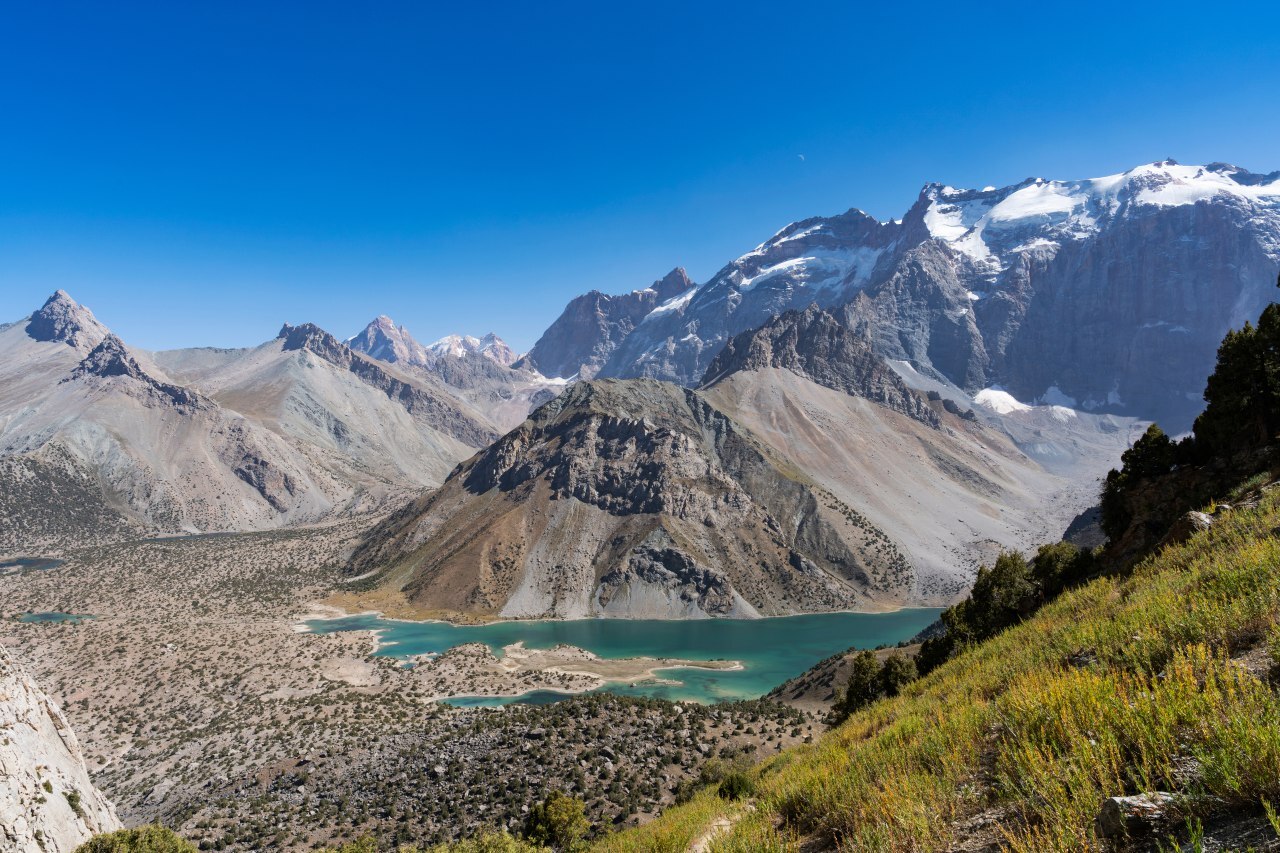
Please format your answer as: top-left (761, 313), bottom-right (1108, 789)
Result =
top-left (427, 332), bottom-right (517, 366)
top-left (914, 161), bottom-right (1280, 267)
top-left (346, 314), bottom-right (521, 369)
top-left (538, 158), bottom-right (1280, 433)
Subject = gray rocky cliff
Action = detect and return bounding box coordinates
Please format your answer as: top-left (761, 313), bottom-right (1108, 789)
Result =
top-left (554, 162), bottom-right (1280, 432)
top-left (701, 304), bottom-right (941, 428)
top-left (518, 268), bottom-right (694, 380)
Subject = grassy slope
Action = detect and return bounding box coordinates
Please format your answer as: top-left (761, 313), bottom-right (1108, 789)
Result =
top-left (595, 487), bottom-right (1280, 852)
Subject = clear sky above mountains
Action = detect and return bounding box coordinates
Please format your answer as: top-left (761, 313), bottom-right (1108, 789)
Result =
top-left (2, 0), bottom-right (1278, 352)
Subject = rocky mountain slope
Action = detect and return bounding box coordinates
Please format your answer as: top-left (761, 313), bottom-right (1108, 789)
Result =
top-left (538, 162), bottom-right (1279, 431)
top-left (347, 315), bottom-right (562, 432)
top-left (347, 377), bottom-right (918, 619)
top-left (150, 322), bottom-right (499, 497)
top-left (347, 302), bottom-right (1138, 615)
top-left (1, 646), bottom-right (120, 852)
top-left (702, 304), bottom-right (940, 427)
top-left (517, 268), bottom-right (694, 380)
top-left (696, 306), bottom-right (1136, 599)
top-left (0, 292), bottom-right (499, 544)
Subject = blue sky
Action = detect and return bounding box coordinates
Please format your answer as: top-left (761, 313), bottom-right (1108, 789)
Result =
top-left (2, 1), bottom-right (1278, 352)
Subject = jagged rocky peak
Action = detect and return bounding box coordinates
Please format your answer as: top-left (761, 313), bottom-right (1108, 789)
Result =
top-left (68, 334), bottom-right (143, 380)
top-left (701, 305), bottom-right (941, 428)
top-left (278, 321), bottom-right (344, 355)
top-left (1, 647), bottom-right (121, 851)
top-left (346, 315), bottom-right (433, 367)
top-left (66, 334), bottom-right (208, 410)
top-left (519, 266), bottom-right (697, 380)
top-left (649, 266), bottom-right (695, 300)
top-left (24, 290), bottom-right (109, 349)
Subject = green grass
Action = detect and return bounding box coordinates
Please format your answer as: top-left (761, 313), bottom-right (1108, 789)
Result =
top-left (590, 790), bottom-right (733, 853)
top-left (600, 487), bottom-right (1280, 852)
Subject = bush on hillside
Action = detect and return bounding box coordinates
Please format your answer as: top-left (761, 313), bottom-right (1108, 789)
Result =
top-left (524, 790), bottom-right (590, 851)
top-left (877, 652), bottom-right (917, 698)
top-left (830, 650), bottom-right (919, 725)
top-left (1195, 299), bottom-right (1280, 457)
top-left (75, 827), bottom-right (197, 853)
top-left (919, 543), bottom-right (1099, 676)
top-left (1030, 540), bottom-right (1097, 599)
top-left (1100, 424), bottom-right (1185, 540)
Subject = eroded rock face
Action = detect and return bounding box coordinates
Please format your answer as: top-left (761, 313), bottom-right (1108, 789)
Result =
top-left (348, 378), bottom-right (897, 619)
top-left (519, 268), bottom-right (694, 380)
top-left (66, 335), bottom-right (209, 411)
top-left (701, 304), bottom-right (940, 428)
top-left (24, 290), bottom-right (109, 350)
top-left (595, 531), bottom-right (754, 618)
top-left (1, 647), bottom-right (120, 852)
top-left (564, 162), bottom-right (1280, 432)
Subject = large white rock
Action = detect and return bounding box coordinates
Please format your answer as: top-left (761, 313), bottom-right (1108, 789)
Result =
top-left (1, 647), bottom-right (120, 853)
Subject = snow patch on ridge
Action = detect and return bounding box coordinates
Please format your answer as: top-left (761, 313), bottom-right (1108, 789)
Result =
top-left (974, 388), bottom-right (1031, 414)
top-left (735, 246), bottom-right (884, 293)
top-left (921, 161), bottom-right (1280, 268)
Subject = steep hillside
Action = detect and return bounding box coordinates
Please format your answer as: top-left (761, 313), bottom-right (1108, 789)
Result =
top-left (346, 378), bottom-right (915, 620)
top-left (0, 296), bottom-right (346, 538)
top-left (152, 323), bottom-right (498, 491)
top-left (576, 161), bottom-right (1280, 431)
top-left (594, 482), bottom-right (1280, 853)
top-left (349, 304), bottom-right (1139, 614)
top-left (1, 647), bottom-right (120, 852)
top-left (0, 293), bottom-right (501, 544)
top-left (698, 305), bottom-right (1135, 598)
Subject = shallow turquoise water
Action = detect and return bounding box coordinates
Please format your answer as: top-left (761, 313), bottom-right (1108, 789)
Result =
top-left (307, 609), bottom-right (941, 706)
top-left (0, 557), bottom-right (66, 574)
top-left (19, 612), bottom-right (93, 624)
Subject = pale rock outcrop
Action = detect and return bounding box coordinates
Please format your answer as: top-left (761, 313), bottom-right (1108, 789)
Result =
top-left (1, 647), bottom-right (120, 852)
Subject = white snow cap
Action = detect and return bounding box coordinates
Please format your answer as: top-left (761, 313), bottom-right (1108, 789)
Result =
top-left (920, 161), bottom-right (1280, 265)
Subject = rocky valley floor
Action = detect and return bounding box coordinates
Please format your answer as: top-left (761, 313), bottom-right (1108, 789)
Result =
top-left (0, 521), bottom-right (818, 849)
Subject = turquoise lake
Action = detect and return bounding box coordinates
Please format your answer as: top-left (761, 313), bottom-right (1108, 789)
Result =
top-left (18, 612), bottom-right (93, 624)
top-left (0, 557), bottom-right (66, 575)
top-left (306, 609), bottom-right (941, 706)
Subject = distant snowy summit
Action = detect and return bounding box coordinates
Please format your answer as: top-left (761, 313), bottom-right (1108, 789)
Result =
top-left (916, 160), bottom-right (1280, 269)
top-left (346, 315), bottom-right (518, 368)
top-left (427, 332), bottom-right (518, 367)
top-left (532, 160), bottom-right (1280, 430)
